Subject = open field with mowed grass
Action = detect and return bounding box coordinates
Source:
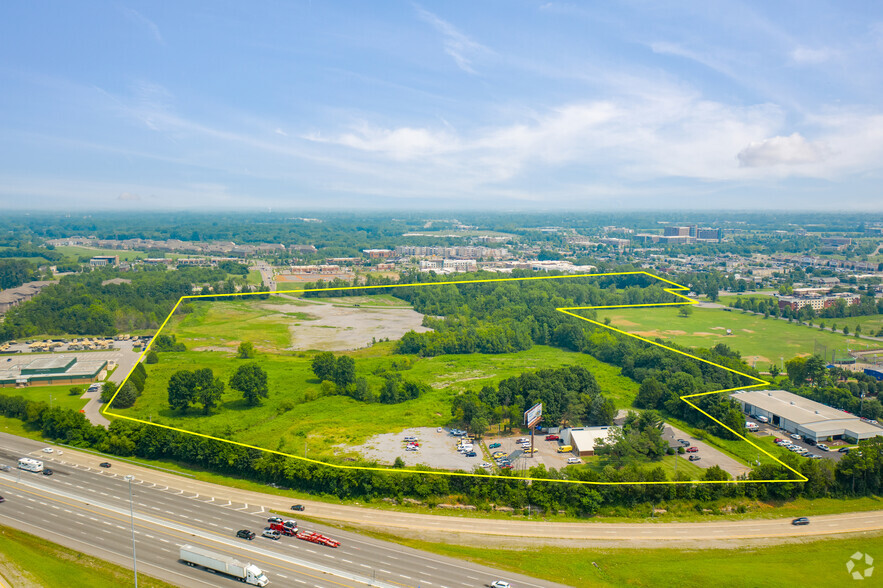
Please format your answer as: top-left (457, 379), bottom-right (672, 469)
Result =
top-left (0, 525), bottom-right (175, 588)
top-left (376, 530), bottom-right (883, 588)
top-left (114, 342), bottom-right (640, 459)
top-left (0, 384), bottom-right (89, 413)
top-left (596, 306), bottom-right (877, 366)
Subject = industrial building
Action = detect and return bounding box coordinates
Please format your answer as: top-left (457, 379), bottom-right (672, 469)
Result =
top-left (730, 389), bottom-right (883, 443)
top-left (0, 355), bottom-right (108, 388)
top-left (560, 426), bottom-right (617, 456)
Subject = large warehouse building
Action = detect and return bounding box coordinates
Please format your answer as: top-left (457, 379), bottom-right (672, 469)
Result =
top-left (730, 389), bottom-right (883, 443)
top-left (560, 426), bottom-right (617, 456)
top-left (0, 355), bottom-right (108, 388)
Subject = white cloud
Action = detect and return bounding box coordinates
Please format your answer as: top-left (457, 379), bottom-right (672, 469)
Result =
top-left (737, 133), bottom-right (826, 167)
top-left (415, 6), bottom-right (488, 74)
top-left (790, 46), bottom-right (836, 64)
top-left (274, 128), bottom-right (288, 136)
top-left (117, 192), bottom-right (141, 201)
top-left (121, 8), bottom-right (165, 46)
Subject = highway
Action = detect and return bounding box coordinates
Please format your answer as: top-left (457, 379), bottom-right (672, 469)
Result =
top-left (0, 434), bottom-right (566, 588)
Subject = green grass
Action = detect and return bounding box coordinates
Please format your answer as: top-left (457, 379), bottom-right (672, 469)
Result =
top-left (357, 529), bottom-right (883, 588)
top-left (246, 269), bottom-right (263, 286)
top-left (115, 343), bottom-right (640, 460)
top-left (171, 297), bottom-right (293, 351)
top-left (53, 245), bottom-right (149, 262)
top-left (582, 453), bottom-right (707, 480)
top-left (597, 305), bottom-right (877, 367)
top-left (0, 524), bottom-right (175, 588)
top-left (0, 384), bottom-right (89, 413)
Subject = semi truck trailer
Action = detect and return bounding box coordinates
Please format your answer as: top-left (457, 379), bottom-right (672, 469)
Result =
top-left (180, 545), bottom-right (269, 586)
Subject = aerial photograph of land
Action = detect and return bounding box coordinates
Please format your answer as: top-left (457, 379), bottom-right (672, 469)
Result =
top-left (2, 2), bottom-right (883, 587)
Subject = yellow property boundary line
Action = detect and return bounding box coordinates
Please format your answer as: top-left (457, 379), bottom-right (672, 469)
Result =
top-left (103, 271), bottom-right (807, 486)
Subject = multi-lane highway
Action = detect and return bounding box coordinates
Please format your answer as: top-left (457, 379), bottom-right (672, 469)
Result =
top-left (0, 434), bottom-right (565, 588)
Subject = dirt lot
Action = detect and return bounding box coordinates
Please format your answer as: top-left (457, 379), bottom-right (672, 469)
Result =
top-left (276, 298), bottom-right (432, 351)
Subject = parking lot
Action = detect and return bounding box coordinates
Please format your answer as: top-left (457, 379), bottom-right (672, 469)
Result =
top-left (754, 421), bottom-right (846, 463)
top-left (663, 424), bottom-right (753, 478)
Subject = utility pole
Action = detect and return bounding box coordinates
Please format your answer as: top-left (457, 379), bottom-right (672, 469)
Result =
top-left (124, 475), bottom-right (138, 587)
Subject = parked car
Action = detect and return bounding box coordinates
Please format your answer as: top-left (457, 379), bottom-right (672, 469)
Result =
top-left (465, 451), bottom-right (477, 457)
top-left (545, 434), bottom-right (560, 441)
top-left (804, 438), bottom-right (816, 446)
top-left (99, 462), bottom-right (112, 468)
top-left (686, 447), bottom-right (699, 453)
top-left (839, 447), bottom-right (851, 453)
top-left (679, 439), bottom-right (691, 447)
top-left (791, 517), bottom-right (810, 526)
top-left (773, 438), bottom-right (782, 443)
top-left (817, 444), bottom-right (829, 451)
top-left (291, 504), bottom-right (305, 511)
top-left (268, 516), bottom-right (283, 524)
top-left (500, 464), bottom-right (514, 470)
top-left (688, 455), bottom-right (700, 461)
top-left (488, 443), bottom-right (501, 449)
top-left (236, 529), bottom-right (255, 540)
top-left (523, 448), bottom-right (538, 454)
top-left (479, 462), bottom-right (492, 469)
top-left (492, 451), bottom-right (506, 459)
top-left (790, 434), bottom-right (802, 441)
top-left (566, 457), bottom-right (581, 464)
top-left (262, 528), bottom-right (281, 540)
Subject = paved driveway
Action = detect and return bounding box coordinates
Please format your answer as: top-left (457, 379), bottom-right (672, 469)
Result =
top-left (664, 424), bottom-right (752, 478)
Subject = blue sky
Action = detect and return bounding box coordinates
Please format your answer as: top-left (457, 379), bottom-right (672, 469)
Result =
top-left (2, 1), bottom-right (883, 211)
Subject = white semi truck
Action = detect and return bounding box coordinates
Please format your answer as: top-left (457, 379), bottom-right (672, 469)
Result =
top-left (180, 545), bottom-right (269, 586)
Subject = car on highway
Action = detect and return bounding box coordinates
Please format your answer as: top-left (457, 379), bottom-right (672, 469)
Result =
top-left (0, 496), bottom-right (5, 503)
top-left (686, 447), bottom-right (698, 453)
top-left (491, 581), bottom-right (511, 588)
top-left (791, 517), bottom-right (810, 526)
top-left (688, 455), bottom-right (700, 461)
top-left (488, 443), bottom-right (501, 449)
top-left (465, 451), bottom-right (477, 457)
top-left (42, 447), bottom-right (54, 454)
top-left (268, 516), bottom-right (283, 523)
top-left (291, 504), bottom-right (305, 511)
top-left (236, 529), bottom-right (255, 540)
top-left (545, 434), bottom-right (560, 441)
top-left (42, 468), bottom-right (53, 476)
top-left (99, 462), bottom-right (111, 468)
top-left (262, 528), bottom-right (281, 540)
top-left (0, 464), bottom-right (10, 471)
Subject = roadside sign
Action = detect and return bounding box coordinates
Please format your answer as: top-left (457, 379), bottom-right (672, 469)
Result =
top-left (524, 403), bottom-right (542, 428)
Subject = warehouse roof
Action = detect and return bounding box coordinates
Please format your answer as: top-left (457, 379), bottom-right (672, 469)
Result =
top-left (731, 389), bottom-right (848, 424)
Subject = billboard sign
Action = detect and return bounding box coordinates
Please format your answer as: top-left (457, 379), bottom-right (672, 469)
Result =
top-left (524, 403), bottom-right (542, 428)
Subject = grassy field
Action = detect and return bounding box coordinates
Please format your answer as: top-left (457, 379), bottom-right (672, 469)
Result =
top-left (53, 245), bottom-right (149, 262)
top-left (246, 269), bottom-right (263, 285)
top-left (171, 297), bottom-right (296, 351)
top-left (366, 529), bottom-right (883, 588)
top-left (0, 384), bottom-right (89, 413)
top-left (0, 525), bottom-right (175, 588)
top-left (596, 305), bottom-right (877, 367)
top-left (114, 342), bottom-right (640, 459)
top-left (583, 454), bottom-right (707, 479)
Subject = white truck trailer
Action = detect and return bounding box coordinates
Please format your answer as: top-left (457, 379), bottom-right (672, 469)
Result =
top-left (180, 545), bottom-right (269, 586)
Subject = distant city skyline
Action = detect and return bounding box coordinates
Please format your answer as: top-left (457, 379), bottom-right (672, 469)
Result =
top-left (2, 1), bottom-right (883, 211)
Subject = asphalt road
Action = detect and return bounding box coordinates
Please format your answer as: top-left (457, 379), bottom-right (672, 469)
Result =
top-left (0, 433), bottom-right (563, 588)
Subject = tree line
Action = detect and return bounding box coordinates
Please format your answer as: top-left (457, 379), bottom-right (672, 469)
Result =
top-left (310, 351), bottom-right (429, 404)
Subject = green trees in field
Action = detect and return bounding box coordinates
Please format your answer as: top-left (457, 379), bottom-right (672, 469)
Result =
top-left (153, 334), bottom-right (186, 352)
top-left (145, 350), bottom-right (159, 364)
top-left (311, 352), bottom-right (336, 381)
top-left (333, 356), bottom-right (355, 388)
top-left (677, 305), bottom-right (693, 317)
top-left (167, 368), bottom-right (224, 413)
top-left (229, 363), bottom-right (269, 406)
top-left (595, 410), bottom-right (668, 462)
top-left (100, 381), bottom-right (117, 404)
top-left (112, 381), bottom-right (138, 408)
top-left (237, 341), bottom-right (256, 359)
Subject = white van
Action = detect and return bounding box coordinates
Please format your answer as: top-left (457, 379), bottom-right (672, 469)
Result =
top-left (458, 444), bottom-right (474, 453)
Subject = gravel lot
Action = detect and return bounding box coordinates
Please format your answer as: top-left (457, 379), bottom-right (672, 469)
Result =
top-left (346, 427), bottom-right (482, 470)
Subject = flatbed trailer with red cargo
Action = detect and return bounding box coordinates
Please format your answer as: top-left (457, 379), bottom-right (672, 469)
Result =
top-left (295, 531), bottom-right (340, 547)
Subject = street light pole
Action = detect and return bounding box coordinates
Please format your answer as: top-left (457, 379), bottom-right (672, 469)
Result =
top-left (124, 474), bottom-right (138, 587)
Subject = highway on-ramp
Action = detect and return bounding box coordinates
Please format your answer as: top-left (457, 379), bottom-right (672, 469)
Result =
top-left (0, 434), bottom-right (565, 588)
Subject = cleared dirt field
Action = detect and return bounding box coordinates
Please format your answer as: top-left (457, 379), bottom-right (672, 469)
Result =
top-left (345, 427), bottom-right (473, 469)
top-left (286, 299), bottom-right (432, 351)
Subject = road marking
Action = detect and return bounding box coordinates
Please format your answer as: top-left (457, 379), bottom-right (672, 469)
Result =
top-left (341, 559), bottom-right (352, 563)
top-left (360, 564), bottom-right (370, 568)
top-left (379, 569), bottom-right (391, 574)
top-left (400, 575), bottom-right (411, 580)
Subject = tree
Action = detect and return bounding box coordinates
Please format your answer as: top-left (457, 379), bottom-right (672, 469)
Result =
top-left (805, 355), bottom-right (827, 386)
top-left (333, 356), bottom-right (356, 388)
top-left (785, 357), bottom-right (808, 386)
top-left (145, 350), bottom-right (159, 364)
top-left (198, 377), bottom-right (225, 414)
top-left (168, 370), bottom-right (196, 411)
top-left (112, 381), bottom-right (138, 409)
top-left (237, 341), bottom-right (256, 359)
top-left (843, 325), bottom-right (850, 335)
top-left (470, 416), bottom-right (489, 438)
top-left (311, 352), bottom-right (336, 382)
top-left (100, 381), bottom-right (118, 404)
top-left (855, 324), bottom-right (862, 336)
top-left (678, 305), bottom-right (693, 318)
top-left (769, 364), bottom-right (780, 378)
top-left (230, 363), bottom-right (269, 406)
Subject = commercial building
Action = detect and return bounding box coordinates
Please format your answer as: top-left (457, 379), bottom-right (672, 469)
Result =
top-left (0, 355), bottom-right (108, 388)
top-left (560, 426), bottom-right (617, 456)
top-left (363, 249), bottom-right (394, 259)
top-left (0, 281), bottom-right (56, 314)
top-left (777, 292), bottom-right (861, 312)
top-left (89, 255), bottom-right (119, 266)
top-left (730, 389), bottom-right (883, 443)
